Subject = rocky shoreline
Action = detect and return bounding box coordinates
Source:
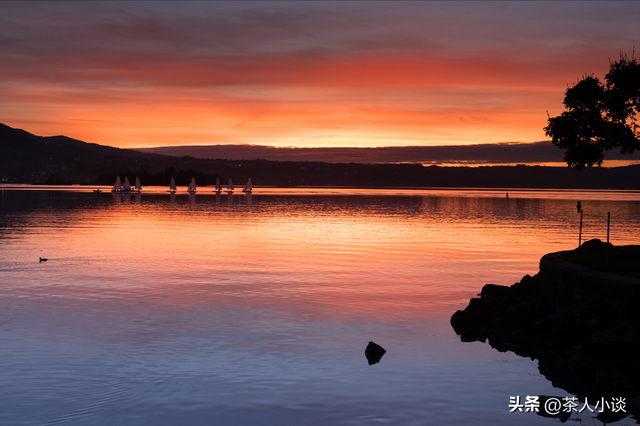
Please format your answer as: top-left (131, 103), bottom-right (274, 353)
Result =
top-left (451, 239), bottom-right (640, 423)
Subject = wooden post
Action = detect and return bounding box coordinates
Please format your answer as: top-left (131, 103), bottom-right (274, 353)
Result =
top-left (606, 212), bottom-right (610, 268)
top-left (578, 210), bottom-right (583, 247)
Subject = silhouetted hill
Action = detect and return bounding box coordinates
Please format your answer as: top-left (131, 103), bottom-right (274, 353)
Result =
top-left (2, 123), bottom-right (640, 189)
top-left (0, 123), bottom-right (227, 185)
top-left (136, 141), bottom-right (640, 164)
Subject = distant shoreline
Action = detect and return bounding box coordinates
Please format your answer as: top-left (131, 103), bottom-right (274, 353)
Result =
top-left (3, 184), bottom-right (640, 201)
top-left (3, 183), bottom-right (640, 191)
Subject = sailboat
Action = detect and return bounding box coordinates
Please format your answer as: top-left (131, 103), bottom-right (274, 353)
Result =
top-left (169, 177), bottom-right (177, 193)
top-left (226, 178), bottom-right (234, 194)
top-left (123, 176), bottom-right (132, 193)
top-left (242, 178), bottom-right (252, 193)
top-left (134, 176), bottom-right (142, 193)
top-left (111, 176), bottom-right (122, 193)
top-left (215, 177), bottom-right (222, 193)
top-left (187, 177), bottom-right (197, 193)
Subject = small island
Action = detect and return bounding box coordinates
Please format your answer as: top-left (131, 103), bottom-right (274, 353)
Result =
top-left (451, 239), bottom-right (640, 423)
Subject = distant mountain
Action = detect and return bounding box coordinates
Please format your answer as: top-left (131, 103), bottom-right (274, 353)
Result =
top-left (0, 122), bottom-right (232, 185)
top-left (2, 123), bottom-right (640, 189)
top-left (135, 142), bottom-right (640, 165)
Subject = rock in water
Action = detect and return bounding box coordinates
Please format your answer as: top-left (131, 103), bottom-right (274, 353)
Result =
top-left (365, 341), bottom-right (386, 365)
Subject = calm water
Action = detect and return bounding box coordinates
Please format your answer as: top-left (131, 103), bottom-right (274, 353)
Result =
top-left (1, 187), bottom-right (639, 426)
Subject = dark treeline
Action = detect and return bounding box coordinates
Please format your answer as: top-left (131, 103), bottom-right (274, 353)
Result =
top-left (37, 161), bottom-right (640, 191)
top-left (95, 167), bottom-right (224, 187)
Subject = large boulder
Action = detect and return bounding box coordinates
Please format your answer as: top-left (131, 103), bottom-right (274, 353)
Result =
top-left (451, 240), bottom-right (640, 420)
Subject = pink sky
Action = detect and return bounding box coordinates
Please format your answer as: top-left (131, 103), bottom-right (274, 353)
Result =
top-left (1, 1), bottom-right (638, 149)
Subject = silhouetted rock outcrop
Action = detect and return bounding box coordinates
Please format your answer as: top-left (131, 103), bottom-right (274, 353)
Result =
top-left (451, 239), bottom-right (640, 422)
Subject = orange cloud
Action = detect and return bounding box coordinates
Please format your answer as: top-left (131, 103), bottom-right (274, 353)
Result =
top-left (1, 1), bottom-right (637, 149)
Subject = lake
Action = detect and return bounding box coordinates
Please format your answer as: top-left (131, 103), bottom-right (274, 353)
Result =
top-left (1, 186), bottom-right (639, 425)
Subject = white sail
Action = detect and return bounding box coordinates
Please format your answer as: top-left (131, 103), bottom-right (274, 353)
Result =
top-left (111, 176), bottom-right (122, 193)
top-left (169, 177), bottom-right (177, 192)
top-left (187, 177), bottom-right (196, 192)
top-left (123, 176), bottom-right (131, 192)
top-left (134, 176), bottom-right (142, 192)
top-left (215, 177), bottom-right (222, 192)
top-left (243, 178), bottom-right (252, 192)
top-left (227, 178), bottom-right (234, 191)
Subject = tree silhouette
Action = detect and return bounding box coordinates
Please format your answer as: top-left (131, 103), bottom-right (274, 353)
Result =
top-left (544, 54), bottom-right (640, 169)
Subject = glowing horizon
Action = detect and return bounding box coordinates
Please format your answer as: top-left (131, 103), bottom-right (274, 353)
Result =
top-left (1, 1), bottom-right (638, 149)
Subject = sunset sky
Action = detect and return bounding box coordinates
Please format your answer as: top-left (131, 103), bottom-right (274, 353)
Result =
top-left (1, 1), bottom-right (638, 150)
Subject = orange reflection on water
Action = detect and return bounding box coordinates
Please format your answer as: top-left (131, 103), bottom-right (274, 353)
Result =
top-left (2, 190), bottom-right (639, 322)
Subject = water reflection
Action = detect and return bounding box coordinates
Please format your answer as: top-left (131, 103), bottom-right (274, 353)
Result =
top-left (109, 192), bottom-right (142, 204)
top-left (456, 312), bottom-right (639, 423)
top-left (1, 189), bottom-right (640, 425)
top-left (107, 191), bottom-right (256, 207)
